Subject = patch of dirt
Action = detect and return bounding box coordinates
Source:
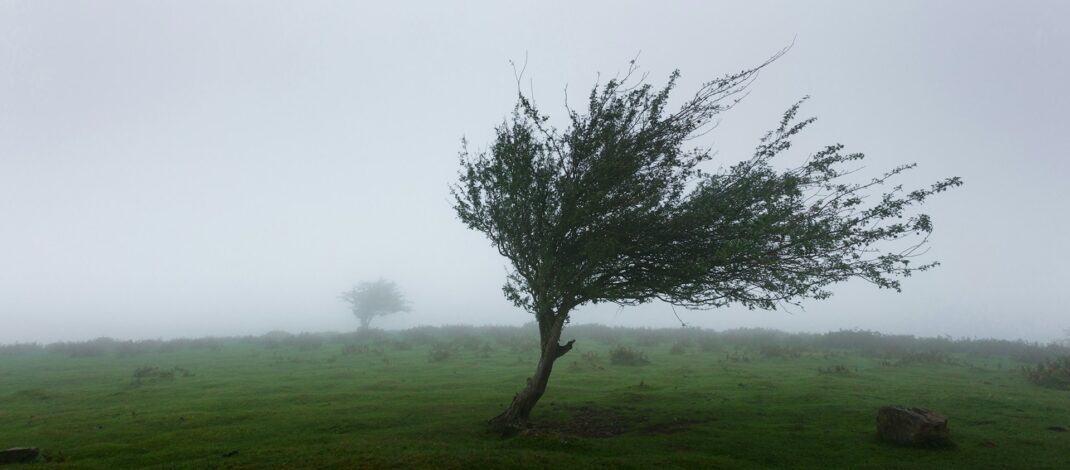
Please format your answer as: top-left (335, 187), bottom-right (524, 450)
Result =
top-left (643, 418), bottom-right (699, 435)
top-left (534, 405), bottom-right (644, 438)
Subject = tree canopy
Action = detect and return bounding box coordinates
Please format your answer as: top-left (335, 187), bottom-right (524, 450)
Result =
top-left (339, 279), bottom-right (410, 330)
top-left (451, 54), bottom-right (961, 432)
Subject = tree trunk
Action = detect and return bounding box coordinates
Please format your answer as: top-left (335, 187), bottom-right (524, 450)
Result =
top-left (488, 313), bottom-right (575, 435)
top-left (358, 316), bottom-right (371, 330)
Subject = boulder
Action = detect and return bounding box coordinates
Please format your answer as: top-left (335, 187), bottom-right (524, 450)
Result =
top-left (0, 447), bottom-right (39, 465)
top-left (876, 406), bottom-right (950, 445)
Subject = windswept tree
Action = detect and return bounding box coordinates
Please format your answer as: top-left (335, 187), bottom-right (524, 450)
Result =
top-left (451, 52), bottom-right (961, 433)
top-left (339, 279), bottom-right (410, 330)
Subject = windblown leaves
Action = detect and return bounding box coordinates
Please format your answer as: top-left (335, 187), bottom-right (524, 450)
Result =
top-left (451, 57), bottom-right (961, 320)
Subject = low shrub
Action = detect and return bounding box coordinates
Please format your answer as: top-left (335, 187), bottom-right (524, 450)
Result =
top-left (1024, 356), bottom-right (1070, 390)
top-left (341, 344), bottom-right (383, 356)
top-left (0, 342), bottom-right (42, 357)
top-left (723, 351), bottom-right (751, 363)
top-left (609, 346), bottom-right (649, 366)
top-left (699, 338), bottom-right (723, 353)
top-left (476, 343), bottom-right (493, 359)
top-left (895, 351), bottom-right (957, 366)
top-left (817, 364), bottom-right (851, 375)
top-left (669, 341), bottom-right (688, 355)
top-left (568, 351), bottom-right (605, 371)
top-left (428, 343), bottom-right (452, 363)
top-left (759, 344), bottom-right (803, 359)
top-left (132, 366), bottom-right (192, 383)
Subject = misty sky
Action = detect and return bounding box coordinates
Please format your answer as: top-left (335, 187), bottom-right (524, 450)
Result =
top-left (2, 1), bottom-right (1068, 344)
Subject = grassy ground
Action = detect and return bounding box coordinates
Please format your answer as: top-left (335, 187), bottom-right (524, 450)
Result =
top-left (1, 327), bottom-right (1068, 469)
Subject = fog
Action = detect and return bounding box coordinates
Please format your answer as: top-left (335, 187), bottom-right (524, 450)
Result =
top-left (2, 1), bottom-right (1067, 345)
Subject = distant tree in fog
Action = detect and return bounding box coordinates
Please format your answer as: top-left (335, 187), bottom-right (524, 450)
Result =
top-left (451, 50), bottom-right (962, 434)
top-left (339, 279), bottom-right (410, 330)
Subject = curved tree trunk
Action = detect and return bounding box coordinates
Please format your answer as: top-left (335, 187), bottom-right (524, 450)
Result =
top-left (488, 313), bottom-right (575, 435)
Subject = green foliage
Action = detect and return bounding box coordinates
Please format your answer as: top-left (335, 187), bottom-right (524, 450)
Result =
top-left (0, 342), bottom-right (41, 356)
top-left (759, 344), bottom-right (804, 359)
top-left (132, 366), bottom-right (192, 383)
top-left (894, 351), bottom-right (957, 366)
top-left (817, 364), bottom-right (852, 375)
top-left (339, 279), bottom-right (411, 329)
top-left (669, 341), bottom-right (688, 355)
top-left (569, 350), bottom-right (603, 371)
top-left (608, 346), bottom-right (650, 366)
top-left (428, 343), bottom-right (452, 362)
top-left (452, 54), bottom-right (962, 326)
top-left (1023, 356), bottom-right (1070, 390)
top-left (341, 343), bottom-right (383, 356)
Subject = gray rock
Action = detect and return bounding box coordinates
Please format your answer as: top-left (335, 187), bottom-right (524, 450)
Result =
top-left (877, 406), bottom-right (951, 445)
top-left (0, 447), bottom-right (39, 465)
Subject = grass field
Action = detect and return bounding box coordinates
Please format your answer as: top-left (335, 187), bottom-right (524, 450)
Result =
top-left (1, 326), bottom-right (1068, 469)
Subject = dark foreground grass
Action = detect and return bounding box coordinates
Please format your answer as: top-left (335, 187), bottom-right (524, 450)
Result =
top-left (1, 327), bottom-right (1069, 469)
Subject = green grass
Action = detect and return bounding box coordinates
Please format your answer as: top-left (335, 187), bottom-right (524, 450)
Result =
top-left (1, 329), bottom-right (1068, 469)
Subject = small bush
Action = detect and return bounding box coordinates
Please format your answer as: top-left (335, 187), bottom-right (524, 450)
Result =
top-left (341, 344), bottom-right (383, 356)
top-left (895, 351), bottom-right (957, 366)
top-left (669, 341), bottom-right (687, 355)
top-left (476, 343), bottom-right (493, 359)
top-left (293, 334), bottom-right (324, 351)
top-left (47, 337), bottom-right (117, 357)
top-left (262, 331), bottom-right (293, 350)
top-left (1024, 356), bottom-right (1070, 390)
top-left (132, 366), bottom-right (190, 383)
top-left (723, 351), bottom-right (751, 363)
top-left (0, 342), bottom-right (42, 357)
top-left (428, 344), bottom-right (452, 363)
top-left (609, 346), bottom-right (649, 366)
top-left (699, 338), bottom-right (723, 353)
top-left (569, 350), bottom-right (605, 371)
top-left (759, 344), bottom-right (803, 359)
top-left (817, 364), bottom-right (851, 375)
top-left (41, 450), bottom-right (67, 463)
top-left (398, 327), bottom-right (435, 345)
top-left (450, 333), bottom-right (483, 352)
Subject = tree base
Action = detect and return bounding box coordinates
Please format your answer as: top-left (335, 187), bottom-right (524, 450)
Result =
top-left (487, 413), bottom-right (530, 437)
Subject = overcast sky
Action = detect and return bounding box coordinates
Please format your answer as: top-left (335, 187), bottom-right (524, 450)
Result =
top-left (2, 1), bottom-right (1068, 344)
